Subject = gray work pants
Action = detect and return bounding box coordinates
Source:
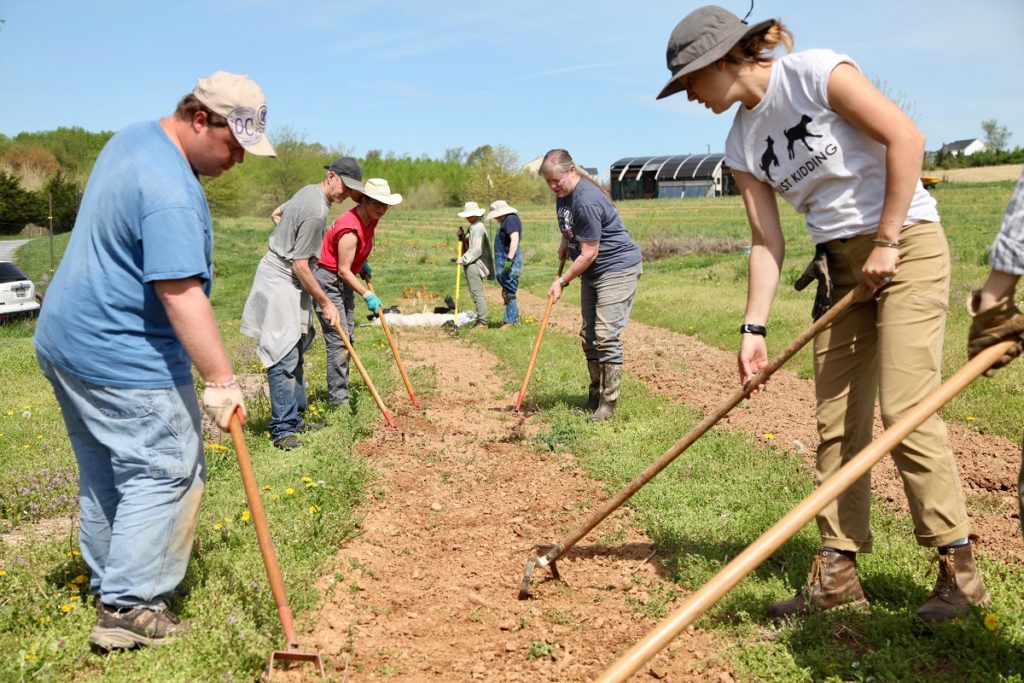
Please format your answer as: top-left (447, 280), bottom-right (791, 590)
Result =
top-left (579, 261), bottom-right (642, 364)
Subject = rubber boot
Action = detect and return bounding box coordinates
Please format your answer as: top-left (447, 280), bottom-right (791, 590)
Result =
top-left (767, 548), bottom-right (867, 619)
top-left (916, 539), bottom-right (990, 626)
top-left (584, 361), bottom-right (602, 412)
top-left (589, 363), bottom-right (621, 422)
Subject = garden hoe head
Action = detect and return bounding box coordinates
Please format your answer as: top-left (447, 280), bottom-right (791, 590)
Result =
top-left (518, 544), bottom-right (563, 600)
top-left (267, 645), bottom-right (326, 680)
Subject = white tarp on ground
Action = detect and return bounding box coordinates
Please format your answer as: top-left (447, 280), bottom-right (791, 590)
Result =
top-left (364, 311), bottom-right (478, 327)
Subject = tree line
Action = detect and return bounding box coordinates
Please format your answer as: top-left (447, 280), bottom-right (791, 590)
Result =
top-left (0, 126), bottom-right (551, 235)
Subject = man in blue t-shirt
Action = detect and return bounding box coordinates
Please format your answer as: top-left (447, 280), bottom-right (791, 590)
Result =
top-left (34, 72), bottom-right (276, 650)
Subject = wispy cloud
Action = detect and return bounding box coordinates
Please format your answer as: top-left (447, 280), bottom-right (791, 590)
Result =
top-left (517, 61), bottom-right (634, 81)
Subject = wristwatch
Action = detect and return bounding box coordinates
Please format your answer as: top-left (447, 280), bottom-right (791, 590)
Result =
top-left (739, 323), bottom-right (767, 337)
top-left (558, 277), bottom-right (569, 288)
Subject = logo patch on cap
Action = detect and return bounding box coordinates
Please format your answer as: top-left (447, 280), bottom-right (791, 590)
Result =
top-left (227, 105), bottom-right (266, 149)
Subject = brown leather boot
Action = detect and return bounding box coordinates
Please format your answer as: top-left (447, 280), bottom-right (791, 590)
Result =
top-left (584, 361), bottom-right (602, 412)
top-left (767, 548), bottom-right (867, 619)
top-left (916, 540), bottom-right (990, 626)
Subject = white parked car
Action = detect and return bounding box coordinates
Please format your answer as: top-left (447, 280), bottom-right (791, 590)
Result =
top-left (0, 261), bottom-right (41, 320)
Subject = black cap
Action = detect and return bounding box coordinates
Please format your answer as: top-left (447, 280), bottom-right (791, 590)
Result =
top-left (324, 157), bottom-right (364, 191)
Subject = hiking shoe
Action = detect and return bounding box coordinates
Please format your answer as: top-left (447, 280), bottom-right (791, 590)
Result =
top-left (767, 548), bottom-right (867, 619)
top-left (90, 603), bottom-right (190, 650)
top-left (273, 434), bottom-right (301, 450)
top-left (916, 539), bottom-right (990, 626)
top-left (297, 422), bottom-right (324, 434)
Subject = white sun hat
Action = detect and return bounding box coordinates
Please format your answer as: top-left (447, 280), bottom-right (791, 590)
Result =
top-left (457, 201), bottom-right (486, 218)
top-left (362, 178), bottom-right (403, 206)
top-left (485, 199), bottom-right (518, 220)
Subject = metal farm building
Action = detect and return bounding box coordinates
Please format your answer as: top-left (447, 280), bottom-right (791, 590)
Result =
top-left (609, 154), bottom-right (734, 200)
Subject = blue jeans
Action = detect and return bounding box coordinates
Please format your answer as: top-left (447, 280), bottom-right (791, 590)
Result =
top-left (579, 261), bottom-right (642, 364)
top-left (267, 335), bottom-right (311, 440)
top-left (36, 352), bottom-right (205, 609)
top-left (494, 247), bottom-right (521, 324)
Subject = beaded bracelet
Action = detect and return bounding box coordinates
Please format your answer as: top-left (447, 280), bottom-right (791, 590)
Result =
top-left (205, 377), bottom-right (238, 389)
top-left (872, 239), bottom-right (900, 249)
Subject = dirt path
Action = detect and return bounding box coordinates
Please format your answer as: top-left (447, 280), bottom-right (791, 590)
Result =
top-left (294, 329), bottom-right (733, 681)
top-left (518, 288), bottom-right (1024, 565)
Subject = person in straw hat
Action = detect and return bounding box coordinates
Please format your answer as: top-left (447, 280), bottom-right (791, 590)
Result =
top-left (34, 71), bottom-right (276, 649)
top-left (241, 156), bottom-right (364, 450)
top-left (314, 178), bottom-right (403, 407)
top-left (486, 199), bottom-right (524, 327)
top-left (453, 201), bottom-right (494, 327)
top-left (656, 5), bottom-right (987, 625)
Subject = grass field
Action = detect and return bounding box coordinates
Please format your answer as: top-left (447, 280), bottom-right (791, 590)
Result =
top-left (2, 179), bottom-right (1023, 680)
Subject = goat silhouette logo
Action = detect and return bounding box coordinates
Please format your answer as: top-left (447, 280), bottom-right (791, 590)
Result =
top-left (784, 114), bottom-right (823, 159)
top-left (759, 136), bottom-right (780, 181)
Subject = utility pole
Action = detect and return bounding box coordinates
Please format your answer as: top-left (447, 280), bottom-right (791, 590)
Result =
top-left (48, 191), bottom-right (54, 278)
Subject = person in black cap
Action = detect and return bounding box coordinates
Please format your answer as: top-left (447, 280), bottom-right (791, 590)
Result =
top-left (657, 6), bottom-right (987, 626)
top-left (241, 157), bottom-right (364, 450)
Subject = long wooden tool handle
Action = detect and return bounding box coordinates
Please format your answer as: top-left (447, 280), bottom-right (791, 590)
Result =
top-left (453, 241), bottom-right (463, 321)
top-left (538, 283), bottom-right (874, 564)
top-left (331, 318), bottom-right (395, 427)
top-left (515, 258), bottom-right (567, 412)
top-left (228, 414), bottom-right (300, 645)
top-left (367, 282), bottom-right (419, 409)
top-left (595, 338), bottom-right (1018, 683)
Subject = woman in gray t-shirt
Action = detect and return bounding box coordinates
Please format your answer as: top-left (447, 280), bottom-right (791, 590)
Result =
top-left (540, 148), bottom-right (643, 422)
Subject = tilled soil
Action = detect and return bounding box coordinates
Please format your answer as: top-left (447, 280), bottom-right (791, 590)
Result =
top-left (288, 286), bottom-right (1021, 681)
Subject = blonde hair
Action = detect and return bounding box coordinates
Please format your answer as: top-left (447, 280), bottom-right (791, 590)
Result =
top-left (539, 148), bottom-right (612, 202)
top-left (725, 21), bottom-right (794, 64)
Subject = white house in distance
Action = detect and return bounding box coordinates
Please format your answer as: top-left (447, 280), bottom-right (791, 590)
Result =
top-left (939, 138), bottom-right (988, 156)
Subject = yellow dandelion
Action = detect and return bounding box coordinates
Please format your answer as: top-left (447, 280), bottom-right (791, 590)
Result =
top-left (764, 433), bottom-right (775, 440)
top-left (0, 570), bottom-right (7, 577)
top-left (36, 435), bottom-right (44, 440)
top-left (286, 488), bottom-right (294, 495)
top-left (308, 504), bottom-right (321, 514)
top-left (305, 482), bottom-right (316, 488)
top-left (39, 616), bottom-right (50, 624)
top-left (24, 654), bottom-right (37, 662)
top-left (301, 476), bottom-right (313, 483)
top-left (984, 613), bottom-right (998, 630)
top-left (5, 411), bottom-right (12, 417)
top-left (23, 405), bottom-right (30, 410)
top-left (214, 521), bottom-right (223, 530)
top-left (71, 575), bottom-right (87, 585)
top-left (967, 416), bottom-right (976, 422)
top-left (241, 509), bottom-right (251, 522)
top-left (60, 603), bottom-right (75, 613)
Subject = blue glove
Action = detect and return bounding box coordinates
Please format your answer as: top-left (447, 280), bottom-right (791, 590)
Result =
top-left (362, 292), bottom-right (382, 314)
top-left (360, 261), bottom-right (372, 279)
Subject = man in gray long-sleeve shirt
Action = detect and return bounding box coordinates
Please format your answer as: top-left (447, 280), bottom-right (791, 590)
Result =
top-left (966, 169), bottom-right (1024, 538)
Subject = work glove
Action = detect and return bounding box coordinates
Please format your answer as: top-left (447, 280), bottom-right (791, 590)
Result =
top-left (967, 290), bottom-right (1024, 376)
top-left (450, 257), bottom-right (459, 264)
top-left (359, 261), bottom-right (372, 281)
top-left (202, 378), bottom-right (246, 430)
top-left (794, 244), bottom-right (833, 321)
top-left (502, 261), bottom-right (513, 276)
top-left (363, 291), bottom-right (383, 315)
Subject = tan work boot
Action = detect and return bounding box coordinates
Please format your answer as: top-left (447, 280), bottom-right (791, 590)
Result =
top-left (916, 540), bottom-right (990, 626)
top-left (584, 361), bottom-right (602, 412)
top-left (767, 548), bottom-right (867, 619)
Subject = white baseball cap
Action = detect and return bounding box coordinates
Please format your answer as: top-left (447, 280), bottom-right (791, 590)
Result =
top-left (192, 71), bottom-right (277, 157)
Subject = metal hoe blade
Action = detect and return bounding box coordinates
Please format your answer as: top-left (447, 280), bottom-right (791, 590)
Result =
top-left (267, 647), bottom-right (326, 680)
top-left (518, 544), bottom-right (562, 600)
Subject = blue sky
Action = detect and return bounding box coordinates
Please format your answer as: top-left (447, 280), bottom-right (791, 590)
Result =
top-left (2, 1), bottom-right (1022, 180)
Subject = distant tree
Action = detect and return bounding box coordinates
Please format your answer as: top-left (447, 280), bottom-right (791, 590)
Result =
top-left (981, 119), bottom-right (1011, 153)
top-left (444, 147), bottom-right (466, 164)
top-left (43, 171), bottom-right (81, 232)
top-left (2, 144), bottom-right (60, 190)
top-left (466, 145), bottom-right (495, 168)
top-left (0, 169), bottom-right (46, 235)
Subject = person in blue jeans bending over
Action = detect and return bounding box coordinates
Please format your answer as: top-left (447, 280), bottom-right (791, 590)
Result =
top-left (240, 156), bottom-right (364, 450)
top-left (487, 199), bottom-right (523, 327)
top-left (34, 72), bottom-right (274, 650)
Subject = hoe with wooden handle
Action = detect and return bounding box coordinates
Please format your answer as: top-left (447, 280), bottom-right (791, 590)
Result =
top-left (514, 258), bottom-right (566, 412)
top-left (366, 281), bottom-right (420, 409)
top-left (228, 415), bottom-right (325, 679)
top-left (595, 339), bottom-right (1018, 682)
top-left (518, 282), bottom-right (875, 599)
top-left (332, 318), bottom-right (395, 427)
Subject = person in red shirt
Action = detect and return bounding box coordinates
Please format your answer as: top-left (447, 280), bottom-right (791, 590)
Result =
top-left (313, 178), bottom-right (403, 405)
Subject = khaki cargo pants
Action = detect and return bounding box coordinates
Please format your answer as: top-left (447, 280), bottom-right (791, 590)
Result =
top-left (813, 222), bottom-right (970, 552)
